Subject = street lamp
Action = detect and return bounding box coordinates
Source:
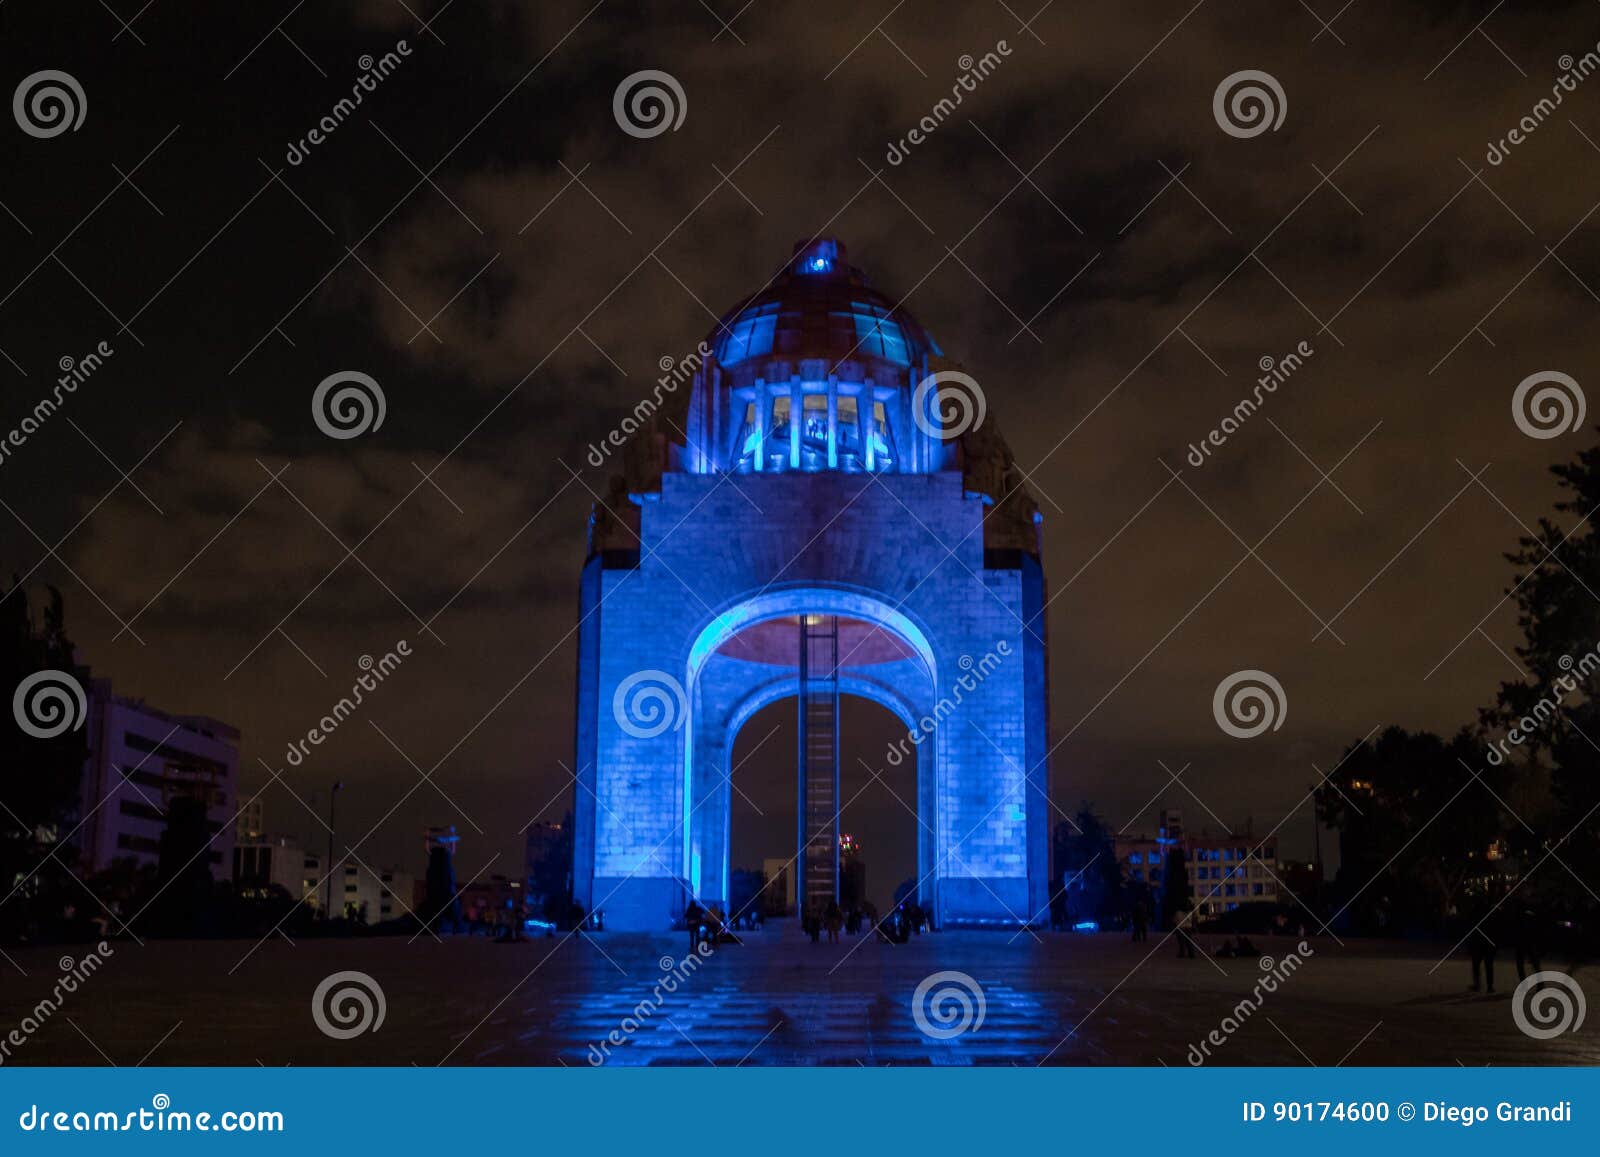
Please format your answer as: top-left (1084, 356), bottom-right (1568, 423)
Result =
top-left (325, 781), bottom-right (344, 919)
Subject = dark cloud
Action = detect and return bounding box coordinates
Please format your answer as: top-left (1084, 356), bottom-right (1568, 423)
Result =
top-left (4, 0), bottom-right (1599, 873)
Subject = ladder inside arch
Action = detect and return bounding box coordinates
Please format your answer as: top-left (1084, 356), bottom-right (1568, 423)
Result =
top-left (797, 614), bottom-right (840, 915)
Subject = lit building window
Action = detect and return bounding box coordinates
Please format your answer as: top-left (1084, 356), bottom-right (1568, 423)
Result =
top-left (800, 393), bottom-right (829, 464)
top-left (837, 395), bottom-right (860, 458)
top-left (848, 303), bottom-right (911, 365)
top-left (716, 302), bottom-right (780, 366)
top-left (730, 384), bottom-right (897, 474)
top-left (869, 401), bottom-right (894, 470)
top-left (770, 395), bottom-right (792, 467)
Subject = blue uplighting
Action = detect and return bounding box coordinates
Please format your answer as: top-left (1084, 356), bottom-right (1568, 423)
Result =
top-left (716, 301), bottom-right (779, 365)
top-left (1072, 920), bottom-right (1100, 933)
top-left (795, 238), bottom-right (840, 275)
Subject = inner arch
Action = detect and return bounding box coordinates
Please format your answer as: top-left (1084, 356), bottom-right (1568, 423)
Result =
top-left (684, 589), bottom-right (939, 910)
top-left (729, 694), bottom-right (920, 917)
top-left (685, 587), bottom-right (939, 690)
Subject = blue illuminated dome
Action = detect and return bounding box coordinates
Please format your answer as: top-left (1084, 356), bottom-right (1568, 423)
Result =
top-left (591, 235), bottom-right (1040, 559)
top-left (687, 238), bottom-right (950, 476)
top-left (712, 239), bottom-right (942, 372)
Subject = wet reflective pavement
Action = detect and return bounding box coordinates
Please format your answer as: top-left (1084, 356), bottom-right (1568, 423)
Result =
top-left (2, 926), bottom-right (1592, 1066)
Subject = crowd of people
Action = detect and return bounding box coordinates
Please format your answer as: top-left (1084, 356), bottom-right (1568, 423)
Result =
top-left (1456, 894), bottom-right (1548, 994)
top-left (797, 899), bottom-right (931, 944)
top-left (682, 900), bottom-right (755, 950)
top-left (666, 877), bottom-right (1580, 1008)
top-left (676, 888), bottom-right (1569, 1004)
top-left (677, 897), bottom-right (933, 948)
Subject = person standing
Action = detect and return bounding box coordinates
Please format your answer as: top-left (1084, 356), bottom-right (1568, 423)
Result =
top-left (1462, 893), bottom-right (1498, 994)
top-left (685, 899), bottom-right (703, 953)
top-left (824, 900), bottom-right (843, 944)
top-left (1509, 901), bottom-right (1544, 982)
top-left (1176, 911), bottom-right (1197, 959)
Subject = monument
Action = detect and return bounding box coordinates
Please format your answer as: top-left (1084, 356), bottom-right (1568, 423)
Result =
top-left (572, 238), bottom-right (1051, 930)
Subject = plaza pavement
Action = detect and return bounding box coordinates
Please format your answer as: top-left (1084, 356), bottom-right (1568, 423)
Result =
top-left (0, 925), bottom-right (1592, 1066)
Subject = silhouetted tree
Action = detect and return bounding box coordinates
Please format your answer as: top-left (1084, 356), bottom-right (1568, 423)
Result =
top-left (148, 795), bottom-right (215, 935)
top-left (1053, 805), bottom-right (1125, 924)
top-left (1313, 439), bottom-right (1600, 941)
top-left (1160, 847), bottom-right (1191, 929)
top-left (0, 581), bottom-right (90, 941)
top-left (528, 812), bottom-right (573, 922)
top-left (1316, 727), bottom-right (1503, 935)
top-left (424, 841), bottom-right (461, 932)
top-left (1485, 439), bottom-right (1600, 917)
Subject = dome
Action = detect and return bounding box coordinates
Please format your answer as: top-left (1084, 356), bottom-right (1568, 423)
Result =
top-left (684, 239), bottom-right (952, 477)
top-left (707, 239), bottom-right (942, 375)
top-left (590, 237), bottom-right (1043, 560)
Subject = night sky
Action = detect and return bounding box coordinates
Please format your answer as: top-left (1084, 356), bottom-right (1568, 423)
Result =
top-left (2, 1), bottom-right (1595, 887)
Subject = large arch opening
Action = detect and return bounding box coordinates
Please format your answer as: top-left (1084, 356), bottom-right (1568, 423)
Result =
top-left (728, 694), bottom-right (921, 920)
top-left (683, 589), bottom-right (938, 917)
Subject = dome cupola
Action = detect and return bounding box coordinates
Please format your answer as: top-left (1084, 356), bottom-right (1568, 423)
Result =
top-left (588, 237), bottom-right (1041, 561)
top-left (684, 238), bottom-right (951, 476)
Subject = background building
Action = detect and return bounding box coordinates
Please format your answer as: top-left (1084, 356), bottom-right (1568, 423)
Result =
top-left (524, 819), bottom-right (570, 920)
top-left (75, 678), bottom-right (240, 877)
top-left (760, 857), bottom-right (794, 916)
top-left (232, 833), bottom-right (320, 906)
top-left (331, 857), bottom-right (416, 924)
top-left (231, 804), bottom-right (323, 909)
top-left (235, 798), bottom-right (264, 842)
top-left (839, 834), bottom-right (867, 910)
top-left (459, 873), bottom-right (521, 927)
top-left (1116, 808), bottom-right (1281, 921)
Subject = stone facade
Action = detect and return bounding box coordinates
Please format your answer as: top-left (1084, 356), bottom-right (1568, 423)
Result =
top-left (571, 239), bottom-right (1051, 931)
